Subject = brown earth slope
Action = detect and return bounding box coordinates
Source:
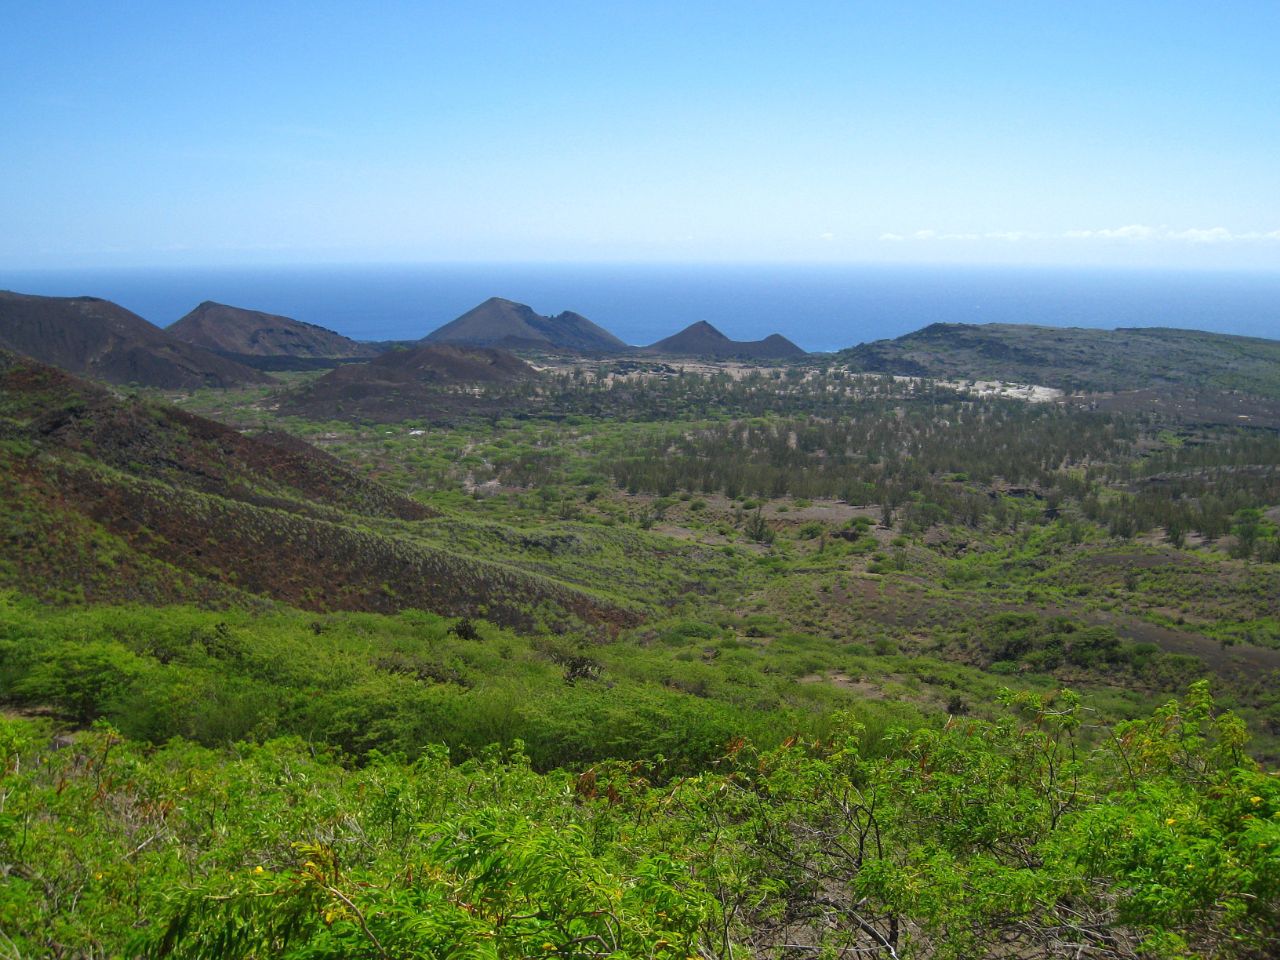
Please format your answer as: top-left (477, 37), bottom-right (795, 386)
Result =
top-left (0, 350), bottom-right (634, 631)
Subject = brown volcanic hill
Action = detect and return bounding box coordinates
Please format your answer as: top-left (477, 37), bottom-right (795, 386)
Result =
top-left (356, 343), bottom-right (538, 383)
top-left (0, 290), bottom-right (272, 389)
top-left (278, 343), bottom-right (540, 422)
top-left (0, 349), bottom-right (635, 632)
top-left (642, 321), bottom-right (806, 361)
top-left (424, 296), bottom-right (626, 353)
top-left (169, 300), bottom-right (378, 359)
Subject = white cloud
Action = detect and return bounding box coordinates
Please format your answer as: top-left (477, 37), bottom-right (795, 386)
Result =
top-left (1166, 227), bottom-right (1233, 243)
top-left (1111, 224), bottom-right (1157, 240)
top-left (1065, 225), bottom-right (1280, 243)
top-left (880, 224), bottom-right (1280, 244)
top-left (1064, 224), bottom-right (1157, 241)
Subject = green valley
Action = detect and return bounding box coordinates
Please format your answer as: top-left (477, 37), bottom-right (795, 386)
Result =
top-left (2, 322), bottom-right (1279, 958)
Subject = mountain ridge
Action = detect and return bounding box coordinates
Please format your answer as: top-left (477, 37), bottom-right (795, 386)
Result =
top-left (643, 320), bottom-right (806, 360)
top-left (168, 300), bottom-right (378, 361)
top-left (836, 322), bottom-right (1280, 397)
top-left (0, 290), bottom-right (272, 389)
top-left (424, 297), bottom-right (626, 353)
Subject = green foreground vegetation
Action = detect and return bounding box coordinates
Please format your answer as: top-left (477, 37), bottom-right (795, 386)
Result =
top-left (2, 685), bottom-right (1277, 959)
top-left (3, 357), bottom-right (1280, 956)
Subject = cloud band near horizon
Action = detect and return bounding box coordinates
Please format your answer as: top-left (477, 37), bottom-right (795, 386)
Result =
top-left (880, 226), bottom-right (1280, 244)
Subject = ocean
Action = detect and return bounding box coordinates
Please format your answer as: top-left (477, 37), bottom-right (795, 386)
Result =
top-left (2, 263), bottom-right (1277, 353)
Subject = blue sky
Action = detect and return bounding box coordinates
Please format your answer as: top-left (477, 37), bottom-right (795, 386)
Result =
top-left (2, 1), bottom-right (1278, 269)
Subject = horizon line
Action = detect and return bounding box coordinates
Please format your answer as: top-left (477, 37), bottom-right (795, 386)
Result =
top-left (5, 259), bottom-right (1280, 276)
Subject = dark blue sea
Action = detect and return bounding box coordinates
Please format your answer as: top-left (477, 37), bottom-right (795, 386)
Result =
top-left (2, 263), bottom-right (1277, 352)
